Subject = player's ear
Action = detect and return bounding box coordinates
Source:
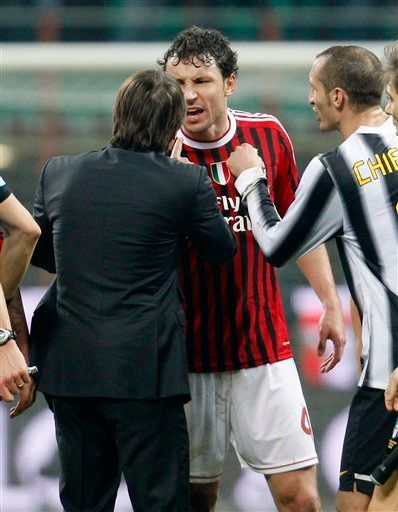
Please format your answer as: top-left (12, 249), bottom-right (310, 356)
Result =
top-left (225, 74), bottom-right (237, 97)
top-left (332, 87), bottom-right (346, 110)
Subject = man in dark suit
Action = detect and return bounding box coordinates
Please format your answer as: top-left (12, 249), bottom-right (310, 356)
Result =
top-left (30, 69), bottom-right (237, 512)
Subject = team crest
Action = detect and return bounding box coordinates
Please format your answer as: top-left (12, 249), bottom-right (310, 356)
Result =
top-left (209, 161), bottom-right (230, 185)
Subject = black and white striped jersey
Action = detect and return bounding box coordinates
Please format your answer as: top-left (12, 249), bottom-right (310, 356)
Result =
top-left (235, 117), bottom-right (398, 390)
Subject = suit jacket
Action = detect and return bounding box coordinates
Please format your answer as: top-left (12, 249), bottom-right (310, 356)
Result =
top-left (30, 146), bottom-right (236, 400)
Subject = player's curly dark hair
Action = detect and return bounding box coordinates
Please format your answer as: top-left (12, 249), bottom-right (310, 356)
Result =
top-left (158, 25), bottom-right (238, 79)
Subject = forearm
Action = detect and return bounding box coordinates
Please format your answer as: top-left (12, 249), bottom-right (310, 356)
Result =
top-left (297, 244), bottom-right (345, 372)
top-left (350, 298), bottom-right (363, 378)
top-left (385, 367), bottom-right (398, 412)
top-left (235, 164), bottom-right (341, 267)
top-left (0, 193), bottom-right (41, 299)
top-left (0, 233), bottom-right (38, 300)
top-left (0, 283), bottom-right (12, 328)
top-left (0, 285), bottom-right (30, 402)
top-left (7, 288), bottom-right (29, 362)
top-left (297, 245), bottom-right (341, 309)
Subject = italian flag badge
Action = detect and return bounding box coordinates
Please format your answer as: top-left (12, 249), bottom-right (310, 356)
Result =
top-left (209, 161), bottom-right (230, 185)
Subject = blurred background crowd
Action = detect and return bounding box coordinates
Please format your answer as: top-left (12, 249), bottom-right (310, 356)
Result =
top-left (2, 0), bottom-right (397, 42)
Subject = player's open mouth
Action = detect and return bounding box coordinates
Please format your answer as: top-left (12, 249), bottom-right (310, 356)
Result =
top-left (187, 108), bottom-right (204, 119)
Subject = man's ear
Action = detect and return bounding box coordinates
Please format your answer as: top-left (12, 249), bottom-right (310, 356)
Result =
top-left (332, 87), bottom-right (347, 110)
top-left (225, 74), bottom-right (237, 97)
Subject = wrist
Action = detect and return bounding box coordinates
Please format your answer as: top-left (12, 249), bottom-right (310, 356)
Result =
top-left (235, 166), bottom-right (267, 200)
top-left (0, 327), bottom-right (17, 346)
top-left (322, 296), bottom-right (339, 306)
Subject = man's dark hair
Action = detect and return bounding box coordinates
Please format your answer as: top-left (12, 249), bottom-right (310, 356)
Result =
top-left (383, 40), bottom-right (398, 92)
top-left (316, 46), bottom-right (383, 112)
top-left (158, 25), bottom-right (238, 79)
top-left (111, 69), bottom-right (185, 153)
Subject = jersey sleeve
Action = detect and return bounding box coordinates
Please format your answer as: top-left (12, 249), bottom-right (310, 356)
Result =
top-left (236, 156), bottom-right (344, 266)
top-left (187, 165), bottom-right (237, 264)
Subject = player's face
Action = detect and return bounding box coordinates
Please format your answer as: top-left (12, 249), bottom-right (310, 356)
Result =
top-left (308, 58), bottom-right (338, 132)
top-left (166, 57), bottom-right (236, 142)
top-left (385, 81), bottom-right (398, 125)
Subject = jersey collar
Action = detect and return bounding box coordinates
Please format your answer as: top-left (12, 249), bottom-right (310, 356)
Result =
top-left (356, 116), bottom-right (395, 135)
top-left (177, 109), bottom-right (236, 149)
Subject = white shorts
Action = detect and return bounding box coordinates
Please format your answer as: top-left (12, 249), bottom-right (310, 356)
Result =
top-left (185, 359), bottom-right (318, 483)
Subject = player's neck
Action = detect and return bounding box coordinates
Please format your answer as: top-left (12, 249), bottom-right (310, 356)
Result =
top-left (339, 106), bottom-right (388, 140)
top-left (184, 114), bottom-right (230, 143)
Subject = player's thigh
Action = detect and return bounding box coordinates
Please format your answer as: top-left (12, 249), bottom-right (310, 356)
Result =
top-left (230, 360), bottom-right (318, 473)
top-left (336, 488), bottom-right (371, 512)
top-left (185, 372), bottom-right (232, 482)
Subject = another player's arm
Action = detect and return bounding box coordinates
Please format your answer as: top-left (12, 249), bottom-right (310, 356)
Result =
top-left (385, 367), bottom-right (398, 412)
top-left (296, 247), bottom-right (345, 373)
top-left (6, 289), bottom-right (37, 418)
top-left (0, 194), bottom-right (41, 300)
top-left (0, 284), bottom-right (30, 403)
top-left (350, 298), bottom-right (363, 378)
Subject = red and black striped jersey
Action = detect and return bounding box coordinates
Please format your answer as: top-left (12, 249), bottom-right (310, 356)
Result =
top-left (179, 109), bottom-right (299, 373)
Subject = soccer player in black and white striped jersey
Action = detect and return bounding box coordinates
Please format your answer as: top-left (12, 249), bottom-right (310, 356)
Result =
top-left (228, 45), bottom-right (398, 512)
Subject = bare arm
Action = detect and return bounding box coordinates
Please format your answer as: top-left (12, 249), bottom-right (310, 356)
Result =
top-left (0, 284), bottom-right (30, 403)
top-left (7, 289), bottom-right (37, 418)
top-left (350, 298), bottom-right (363, 379)
top-left (297, 246), bottom-right (346, 373)
top-left (0, 194), bottom-right (41, 299)
top-left (7, 289), bottom-right (29, 360)
top-left (385, 367), bottom-right (398, 412)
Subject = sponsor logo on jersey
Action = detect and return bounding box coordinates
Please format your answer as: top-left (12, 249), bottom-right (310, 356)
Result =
top-left (210, 161), bottom-right (230, 185)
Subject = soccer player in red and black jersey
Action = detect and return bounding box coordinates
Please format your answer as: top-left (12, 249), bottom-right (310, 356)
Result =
top-left (159, 26), bottom-right (346, 512)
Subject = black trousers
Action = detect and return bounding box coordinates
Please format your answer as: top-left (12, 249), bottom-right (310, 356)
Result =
top-left (51, 395), bottom-right (189, 512)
